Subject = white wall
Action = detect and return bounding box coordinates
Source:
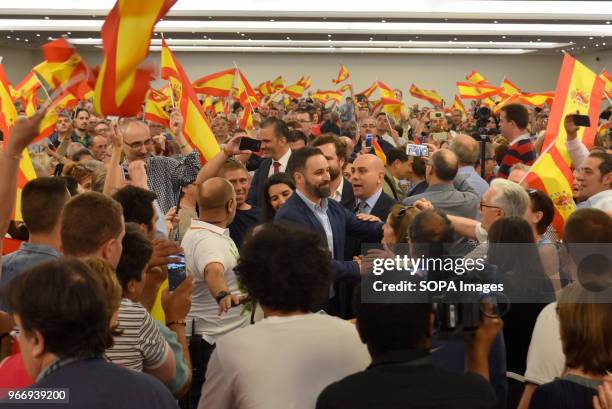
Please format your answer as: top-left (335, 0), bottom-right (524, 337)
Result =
top-left (1, 46), bottom-right (607, 107)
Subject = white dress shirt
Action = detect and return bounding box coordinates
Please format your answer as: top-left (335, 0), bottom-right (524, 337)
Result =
top-left (267, 148), bottom-right (292, 176)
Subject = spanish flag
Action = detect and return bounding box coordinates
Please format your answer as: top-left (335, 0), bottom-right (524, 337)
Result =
top-left (332, 64), bottom-right (350, 85)
top-left (239, 105), bottom-right (253, 130)
top-left (409, 84), bottom-right (443, 106)
top-left (144, 87), bottom-right (171, 127)
top-left (161, 39), bottom-right (220, 163)
top-left (271, 75), bottom-right (285, 91)
top-left (283, 78), bottom-right (305, 98)
top-left (377, 81), bottom-right (395, 100)
top-left (301, 76), bottom-right (312, 90)
top-left (601, 70), bottom-right (612, 98)
top-left (35, 38), bottom-right (88, 96)
top-left (237, 70), bottom-right (259, 108)
top-left (381, 97), bottom-right (403, 119)
top-left (358, 82), bottom-right (377, 98)
top-left (466, 70), bottom-right (487, 84)
top-left (14, 72), bottom-right (40, 99)
top-left (338, 83), bottom-right (352, 93)
top-left (312, 90), bottom-right (343, 104)
top-left (94, 0), bottom-right (173, 116)
top-left (35, 92), bottom-right (78, 143)
top-left (452, 95), bottom-right (466, 116)
top-left (500, 78), bottom-right (522, 97)
top-left (372, 139), bottom-right (387, 165)
top-left (192, 68), bottom-right (236, 97)
top-left (0, 64), bottom-right (38, 222)
top-left (523, 143), bottom-right (575, 235)
top-left (541, 54), bottom-right (604, 167)
top-left (520, 92), bottom-right (554, 107)
top-left (257, 80), bottom-right (274, 96)
top-left (457, 82), bottom-right (500, 99)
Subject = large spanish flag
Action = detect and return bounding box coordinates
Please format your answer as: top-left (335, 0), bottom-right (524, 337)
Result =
top-left (0, 64), bottom-right (38, 222)
top-left (192, 68), bottom-right (236, 97)
top-left (94, 0), bottom-right (173, 116)
top-left (409, 84), bottom-right (443, 106)
top-left (523, 143), bottom-right (575, 235)
top-left (466, 70), bottom-right (487, 84)
top-left (541, 54), bottom-right (604, 167)
top-left (161, 39), bottom-right (220, 163)
top-left (457, 82), bottom-right (501, 99)
top-left (332, 64), bottom-right (350, 85)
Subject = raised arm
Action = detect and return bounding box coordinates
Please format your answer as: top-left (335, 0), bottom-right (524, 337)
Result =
top-left (195, 135), bottom-right (252, 185)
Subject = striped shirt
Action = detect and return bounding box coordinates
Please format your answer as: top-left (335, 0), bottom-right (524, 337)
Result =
top-left (105, 298), bottom-right (169, 372)
top-left (497, 134), bottom-right (536, 179)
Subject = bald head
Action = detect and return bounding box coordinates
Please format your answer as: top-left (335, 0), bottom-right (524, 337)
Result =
top-left (449, 134), bottom-right (479, 166)
top-left (350, 154), bottom-right (386, 200)
top-left (120, 119), bottom-right (152, 162)
top-left (429, 149), bottom-right (459, 182)
top-left (198, 177), bottom-right (235, 210)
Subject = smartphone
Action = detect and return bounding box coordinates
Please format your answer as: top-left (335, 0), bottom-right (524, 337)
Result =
top-left (432, 132), bottom-right (449, 142)
top-left (168, 254), bottom-right (187, 291)
top-left (239, 137), bottom-right (262, 152)
top-left (572, 114), bottom-right (591, 127)
top-left (429, 111), bottom-right (444, 120)
top-left (53, 163), bottom-right (64, 177)
top-left (365, 133), bottom-right (373, 152)
top-left (406, 143), bottom-right (429, 157)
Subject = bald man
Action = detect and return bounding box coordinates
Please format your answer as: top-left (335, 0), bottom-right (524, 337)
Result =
top-left (182, 176), bottom-right (247, 407)
top-left (404, 149), bottom-right (480, 219)
top-left (450, 134), bottom-right (489, 198)
top-left (116, 118), bottom-right (201, 216)
top-left (350, 154), bottom-right (398, 219)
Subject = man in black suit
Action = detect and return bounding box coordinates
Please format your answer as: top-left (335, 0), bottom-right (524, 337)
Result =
top-left (350, 154), bottom-right (397, 221)
top-left (312, 134), bottom-right (355, 210)
top-left (246, 117), bottom-right (292, 206)
top-left (274, 147), bottom-right (383, 283)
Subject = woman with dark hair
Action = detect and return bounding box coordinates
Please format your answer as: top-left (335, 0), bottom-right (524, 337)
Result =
top-left (261, 173), bottom-right (295, 222)
top-left (525, 189), bottom-right (561, 292)
top-left (487, 217), bottom-right (555, 409)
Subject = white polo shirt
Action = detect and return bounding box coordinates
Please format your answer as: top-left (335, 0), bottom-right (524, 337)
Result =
top-left (182, 219), bottom-right (247, 344)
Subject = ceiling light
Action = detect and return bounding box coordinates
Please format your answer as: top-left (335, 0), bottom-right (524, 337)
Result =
top-left (16, 37), bottom-right (20, 40)
top-left (240, 33), bottom-right (245, 36)
top-left (453, 37), bottom-right (457, 40)
top-left (328, 34), bottom-right (332, 37)
top-left (589, 36), bottom-right (593, 39)
top-left (147, 45), bottom-right (535, 54)
top-left (502, 35), bottom-right (506, 38)
top-left (6, 35), bottom-right (9, 38)
top-left (4, 19), bottom-right (611, 36)
top-left (70, 38), bottom-right (569, 49)
top-left (24, 39), bottom-right (29, 42)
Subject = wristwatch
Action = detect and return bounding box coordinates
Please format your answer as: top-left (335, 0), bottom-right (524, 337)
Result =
top-left (215, 291), bottom-right (231, 304)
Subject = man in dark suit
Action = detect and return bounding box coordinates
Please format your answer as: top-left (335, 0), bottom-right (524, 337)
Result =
top-left (350, 154), bottom-right (398, 221)
top-left (312, 134), bottom-right (355, 210)
top-left (275, 147), bottom-right (383, 282)
top-left (246, 117), bottom-right (292, 206)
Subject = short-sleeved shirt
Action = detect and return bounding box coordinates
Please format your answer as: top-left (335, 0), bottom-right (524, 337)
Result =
top-left (105, 298), bottom-right (169, 372)
top-left (182, 220), bottom-right (248, 344)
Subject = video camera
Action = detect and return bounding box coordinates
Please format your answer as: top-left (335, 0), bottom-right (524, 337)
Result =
top-left (472, 106), bottom-right (499, 139)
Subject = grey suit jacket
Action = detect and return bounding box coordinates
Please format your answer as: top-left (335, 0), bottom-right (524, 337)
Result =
top-left (403, 183), bottom-right (480, 219)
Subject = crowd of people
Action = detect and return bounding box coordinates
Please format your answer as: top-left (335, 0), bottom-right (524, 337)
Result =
top-left (0, 86), bottom-right (610, 409)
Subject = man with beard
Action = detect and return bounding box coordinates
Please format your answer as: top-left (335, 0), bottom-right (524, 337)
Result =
top-left (275, 147), bottom-right (383, 285)
top-left (71, 108), bottom-right (91, 147)
top-left (312, 134), bottom-right (354, 209)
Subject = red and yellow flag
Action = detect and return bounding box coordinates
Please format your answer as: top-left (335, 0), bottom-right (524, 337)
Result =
top-left (271, 76), bottom-right (285, 91)
top-left (192, 68), bottom-right (236, 97)
top-left (312, 90), bottom-right (343, 104)
top-left (381, 97), bottom-right (403, 119)
top-left (283, 78), bottom-right (305, 98)
top-left (500, 78), bottom-right (522, 97)
top-left (466, 70), bottom-right (487, 84)
top-left (237, 70), bottom-right (259, 108)
top-left (457, 82), bottom-right (500, 99)
top-left (239, 105), bottom-right (253, 130)
top-left (35, 38), bottom-right (88, 96)
top-left (377, 81), bottom-right (395, 100)
top-left (338, 83), bottom-right (352, 93)
top-left (256, 80), bottom-right (274, 97)
top-left (144, 87), bottom-right (172, 127)
top-left (601, 70), bottom-right (612, 98)
top-left (541, 54), bottom-right (604, 167)
top-left (35, 92), bottom-right (78, 143)
top-left (332, 64), bottom-right (350, 85)
top-left (409, 84), bottom-right (443, 106)
top-left (358, 82), bottom-right (377, 98)
top-left (371, 139), bottom-right (387, 165)
top-left (94, 0), bottom-right (173, 116)
top-left (14, 72), bottom-right (40, 99)
top-left (0, 64), bottom-right (37, 222)
top-left (523, 144), bottom-right (575, 235)
top-left (452, 95), bottom-right (466, 116)
top-left (161, 39), bottom-right (220, 163)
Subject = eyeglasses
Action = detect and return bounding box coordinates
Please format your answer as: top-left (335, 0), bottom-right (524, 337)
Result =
top-left (480, 202), bottom-right (501, 211)
top-left (124, 139), bottom-right (153, 149)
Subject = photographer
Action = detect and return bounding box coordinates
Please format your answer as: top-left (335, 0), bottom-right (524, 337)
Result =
top-left (316, 286), bottom-right (501, 409)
